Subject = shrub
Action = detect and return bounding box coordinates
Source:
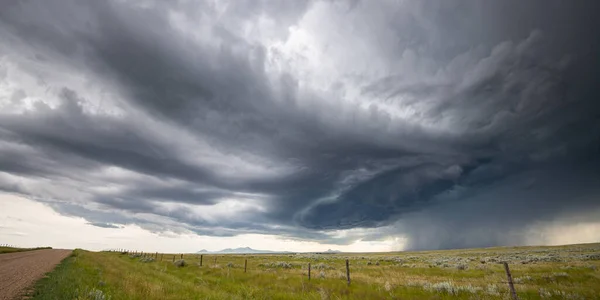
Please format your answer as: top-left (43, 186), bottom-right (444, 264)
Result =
top-left (423, 281), bottom-right (481, 295)
top-left (424, 281), bottom-right (458, 295)
top-left (317, 287), bottom-right (329, 300)
top-left (259, 261), bottom-right (296, 269)
top-left (314, 263), bottom-right (334, 270)
top-left (486, 284), bottom-right (499, 296)
top-left (174, 259), bottom-right (186, 267)
top-left (513, 275), bottom-right (532, 283)
top-left (384, 281), bottom-right (392, 292)
top-left (579, 253), bottom-right (600, 261)
top-left (80, 288), bottom-right (111, 300)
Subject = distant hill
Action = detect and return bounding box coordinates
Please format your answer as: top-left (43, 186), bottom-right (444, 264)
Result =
top-left (196, 247), bottom-right (342, 254)
top-left (196, 247), bottom-right (291, 254)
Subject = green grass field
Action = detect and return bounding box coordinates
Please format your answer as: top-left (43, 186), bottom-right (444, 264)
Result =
top-left (30, 243), bottom-right (600, 299)
top-left (0, 246), bottom-right (52, 254)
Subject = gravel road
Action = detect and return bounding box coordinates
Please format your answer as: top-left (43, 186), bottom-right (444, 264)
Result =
top-left (0, 249), bottom-right (71, 300)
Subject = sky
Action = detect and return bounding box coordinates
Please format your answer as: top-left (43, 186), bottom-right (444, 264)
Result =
top-left (0, 0), bottom-right (599, 252)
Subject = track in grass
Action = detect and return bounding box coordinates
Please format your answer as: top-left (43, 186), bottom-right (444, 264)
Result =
top-left (0, 249), bottom-right (71, 300)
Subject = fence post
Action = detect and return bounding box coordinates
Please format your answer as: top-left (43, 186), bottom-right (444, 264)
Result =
top-left (503, 262), bottom-right (518, 300)
top-left (155, 252), bottom-right (158, 259)
top-left (214, 257), bottom-right (217, 266)
top-left (346, 259), bottom-right (351, 285)
top-left (200, 255), bottom-right (203, 266)
top-left (308, 263), bottom-right (311, 281)
top-left (181, 253), bottom-right (183, 259)
top-left (244, 259), bottom-right (247, 273)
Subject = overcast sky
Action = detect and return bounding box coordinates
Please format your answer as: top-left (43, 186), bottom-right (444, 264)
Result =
top-left (1, 0), bottom-right (599, 252)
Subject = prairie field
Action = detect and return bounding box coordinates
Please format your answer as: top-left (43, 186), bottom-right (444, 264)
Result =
top-left (31, 243), bottom-right (600, 299)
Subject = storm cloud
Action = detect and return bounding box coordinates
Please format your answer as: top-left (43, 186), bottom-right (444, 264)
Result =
top-left (1, 0), bottom-right (599, 249)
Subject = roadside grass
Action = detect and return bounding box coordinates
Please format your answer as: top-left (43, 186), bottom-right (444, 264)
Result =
top-left (0, 246), bottom-right (52, 254)
top-left (30, 243), bottom-right (600, 299)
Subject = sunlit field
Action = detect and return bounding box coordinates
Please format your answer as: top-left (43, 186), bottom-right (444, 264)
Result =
top-left (30, 243), bottom-right (600, 299)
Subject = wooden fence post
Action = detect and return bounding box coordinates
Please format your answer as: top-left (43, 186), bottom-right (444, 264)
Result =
top-left (244, 259), bottom-right (247, 273)
top-left (346, 259), bottom-right (351, 285)
top-left (503, 262), bottom-right (518, 300)
top-left (214, 257), bottom-right (217, 266)
top-left (155, 252), bottom-right (158, 259)
top-left (200, 255), bottom-right (203, 266)
top-left (308, 263), bottom-right (311, 281)
top-left (181, 253), bottom-right (183, 259)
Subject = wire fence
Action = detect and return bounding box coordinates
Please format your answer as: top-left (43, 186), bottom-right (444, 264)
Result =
top-left (107, 249), bottom-right (524, 299)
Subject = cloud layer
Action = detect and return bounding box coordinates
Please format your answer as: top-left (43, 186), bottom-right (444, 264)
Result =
top-left (1, 0), bottom-right (599, 249)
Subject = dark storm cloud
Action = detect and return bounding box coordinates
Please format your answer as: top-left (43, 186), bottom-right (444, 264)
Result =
top-left (0, 0), bottom-right (599, 249)
top-left (87, 222), bottom-right (122, 229)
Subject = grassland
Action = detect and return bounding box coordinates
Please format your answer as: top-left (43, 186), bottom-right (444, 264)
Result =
top-left (30, 243), bottom-right (600, 299)
top-left (0, 246), bottom-right (52, 254)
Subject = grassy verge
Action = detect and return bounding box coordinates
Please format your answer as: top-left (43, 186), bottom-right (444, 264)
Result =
top-left (0, 246), bottom-right (52, 254)
top-left (30, 244), bottom-right (600, 299)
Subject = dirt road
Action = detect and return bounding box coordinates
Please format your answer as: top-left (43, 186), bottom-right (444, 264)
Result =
top-left (0, 249), bottom-right (71, 300)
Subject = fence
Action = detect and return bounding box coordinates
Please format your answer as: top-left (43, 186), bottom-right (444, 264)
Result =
top-left (108, 249), bottom-right (521, 299)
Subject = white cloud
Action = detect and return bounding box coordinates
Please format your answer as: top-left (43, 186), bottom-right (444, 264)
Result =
top-left (0, 193), bottom-right (398, 252)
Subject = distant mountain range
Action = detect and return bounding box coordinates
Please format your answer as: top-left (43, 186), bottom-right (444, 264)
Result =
top-left (196, 247), bottom-right (341, 254)
top-left (322, 249), bottom-right (342, 253)
top-left (196, 247), bottom-right (287, 254)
